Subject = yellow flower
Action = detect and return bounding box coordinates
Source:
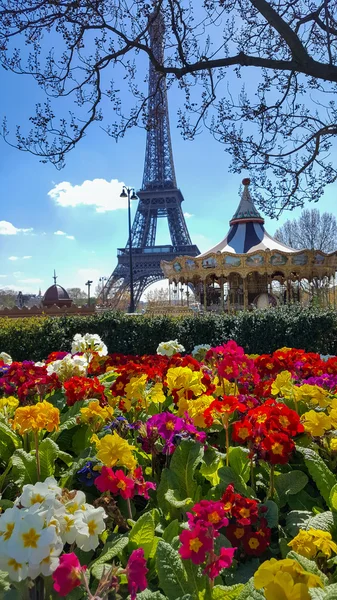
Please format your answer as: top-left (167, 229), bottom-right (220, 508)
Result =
top-left (254, 557), bottom-right (323, 600)
top-left (271, 371), bottom-right (293, 398)
top-left (184, 395), bottom-right (215, 428)
top-left (124, 374), bottom-right (148, 402)
top-left (329, 408), bottom-right (337, 429)
top-left (0, 396), bottom-right (19, 414)
top-left (80, 400), bottom-right (114, 426)
top-left (295, 384), bottom-right (329, 408)
top-left (302, 410), bottom-right (331, 436)
top-left (288, 530), bottom-right (318, 559)
top-left (330, 438), bottom-right (337, 452)
top-left (213, 375), bottom-right (235, 397)
top-left (93, 431), bottom-right (136, 470)
top-left (12, 401), bottom-right (59, 435)
top-left (147, 382), bottom-right (166, 404)
top-left (308, 528), bottom-right (337, 558)
top-left (166, 367), bottom-right (205, 399)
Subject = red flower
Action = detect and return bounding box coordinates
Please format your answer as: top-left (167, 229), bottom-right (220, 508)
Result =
top-left (204, 396), bottom-right (246, 426)
top-left (52, 553), bottom-right (86, 597)
top-left (133, 467), bottom-right (156, 500)
top-left (179, 523), bottom-right (213, 565)
top-left (243, 530), bottom-right (270, 556)
top-left (204, 547), bottom-right (236, 579)
top-left (95, 467), bottom-right (135, 499)
top-left (232, 496), bottom-right (259, 526)
top-left (126, 548), bottom-right (148, 600)
top-left (187, 500), bottom-right (229, 530)
top-left (232, 420), bottom-right (253, 443)
top-left (261, 432), bottom-right (295, 465)
top-left (226, 524), bottom-right (248, 545)
top-left (64, 376), bottom-right (106, 406)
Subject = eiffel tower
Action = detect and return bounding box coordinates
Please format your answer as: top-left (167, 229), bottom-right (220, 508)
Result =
top-left (102, 11), bottom-right (199, 309)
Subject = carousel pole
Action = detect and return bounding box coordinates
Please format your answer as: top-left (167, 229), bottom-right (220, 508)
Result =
top-left (203, 280), bottom-right (207, 311)
top-left (243, 277), bottom-right (248, 310)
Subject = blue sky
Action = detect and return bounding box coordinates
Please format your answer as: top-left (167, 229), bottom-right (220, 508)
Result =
top-left (1, 54), bottom-right (337, 296)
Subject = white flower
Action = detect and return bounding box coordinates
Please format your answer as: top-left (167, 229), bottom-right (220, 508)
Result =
top-left (156, 339), bottom-right (185, 357)
top-left (28, 539), bottom-right (63, 579)
top-left (7, 511), bottom-right (57, 565)
top-left (34, 361), bottom-right (45, 367)
top-left (71, 333), bottom-right (108, 357)
top-left (63, 490), bottom-right (87, 514)
top-left (46, 353), bottom-right (88, 382)
top-left (19, 479), bottom-right (62, 509)
top-left (75, 505), bottom-right (107, 551)
top-left (58, 511), bottom-right (86, 545)
top-left (0, 507), bottom-right (23, 549)
top-left (0, 352), bottom-right (12, 365)
top-left (192, 344), bottom-right (211, 361)
top-left (320, 354), bottom-right (333, 362)
top-left (0, 556), bottom-right (28, 582)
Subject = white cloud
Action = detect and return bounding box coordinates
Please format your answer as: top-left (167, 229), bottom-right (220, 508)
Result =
top-left (0, 221), bottom-right (33, 235)
top-left (48, 178), bottom-right (128, 213)
top-left (0, 275), bottom-right (7, 278)
top-left (54, 230), bottom-right (75, 240)
top-left (19, 278), bottom-right (43, 284)
top-left (9, 256), bottom-right (32, 261)
top-left (184, 212), bottom-right (194, 219)
top-left (13, 272), bottom-right (23, 278)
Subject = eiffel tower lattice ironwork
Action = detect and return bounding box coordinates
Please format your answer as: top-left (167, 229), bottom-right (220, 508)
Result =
top-left (102, 11), bottom-right (199, 309)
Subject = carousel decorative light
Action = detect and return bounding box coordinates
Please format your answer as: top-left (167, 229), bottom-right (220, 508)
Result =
top-left (161, 179), bottom-right (337, 312)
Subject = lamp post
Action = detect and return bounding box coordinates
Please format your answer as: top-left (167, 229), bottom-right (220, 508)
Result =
top-left (85, 280), bottom-right (93, 306)
top-left (99, 276), bottom-right (107, 304)
top-left (120, 185), bottom-right (138, 313)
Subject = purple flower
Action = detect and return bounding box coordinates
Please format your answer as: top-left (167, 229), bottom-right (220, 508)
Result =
top-left (77, 461), bottom-right (99, 486)
top-left (147, 413), bottom-right (185, 442)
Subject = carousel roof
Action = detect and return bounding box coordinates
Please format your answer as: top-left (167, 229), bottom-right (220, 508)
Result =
top-left (198, 178), bottom-right (295, 257)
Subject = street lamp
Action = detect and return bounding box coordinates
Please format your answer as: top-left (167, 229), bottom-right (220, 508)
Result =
top-left (99, 276), bottom-right (107, 304)
top-left (120, 185), bottom-right (138, 313)
top-left (85, 280), bottom-right (93, 306)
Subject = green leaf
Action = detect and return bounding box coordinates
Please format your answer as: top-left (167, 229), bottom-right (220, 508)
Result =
top-left (163, 520), bottom-right (180, 544)
top-left (39, 438), bottom-right (59, 480)
top-left (296, 446), bottom-right (336, 504)
top-left (0, 570), bottom-right (10, 593)
top-left (228, 447), bottom-right (250, 484)
top-left (305, 511), bottom-right (337, 534)
top-left (275, 470), bottom-right (308, 506)
top-left (169, 440), bottom-right (204, 500)
top-left (328, 484), bottom-right (337, 512)
top-left (262, 500), bottom-right (279, 528)
top-left (90, 535), bottom-right (129, 579)
top-left (213, 585), bottom-right (244, 600)
top-left (286, 511), bottom-right (313, 537)
top-left (309, 591), bottom-right (326, 600)
top-left (156, 540), bottom-right (191, 600)
top-left (165, 489), bottom-right (193, 509)
top-left (135, 592), bottom-right (168, 600)
top-left (200, 447), bottom-right (224, 486)
top-left (237, 580), bottom-right (265, 600)
top-left (324, 584), bottom-right (337, 599)
top-left (11, 449), bottom-right (37, 486)
top-left (129, 512), bottom-right (155, 559)
top-left (217, 466), bottom-right (253, 497)
top-left (287, 551), bottom-right (328, 586)
top-left (157, 469), bottom-right (180, 520)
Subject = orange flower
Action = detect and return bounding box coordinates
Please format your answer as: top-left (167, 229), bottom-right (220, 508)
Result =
top-left (12, 400), bottom-right (60, 435)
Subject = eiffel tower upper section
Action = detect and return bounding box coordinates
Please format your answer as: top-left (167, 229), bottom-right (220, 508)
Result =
top-left (104, 10), bottom-right (199, 307)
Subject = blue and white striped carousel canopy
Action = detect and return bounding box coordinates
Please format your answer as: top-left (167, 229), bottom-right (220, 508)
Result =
top-left (198, 179), bottom-right (295, 257)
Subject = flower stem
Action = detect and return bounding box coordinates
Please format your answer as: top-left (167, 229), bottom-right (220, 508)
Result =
top-left (225, 425), bottom-right (229, 467)
top-left (268, 465), bottom-right (275, 499)
top-left (34, 432), bottom-right (41, 481)
top-left (250, 457), bottom-right (256, 493)
top-left (126, 497), bottom-right (133, 520)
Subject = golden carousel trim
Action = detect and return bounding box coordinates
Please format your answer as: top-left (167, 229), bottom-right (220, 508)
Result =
top-left (161, 248), bottom-right (337, 312)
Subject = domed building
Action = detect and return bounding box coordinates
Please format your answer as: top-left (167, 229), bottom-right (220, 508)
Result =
top-left (42, 272), bottom-right (73, 308)
top-left (161, 179), bottom-right (337, 311)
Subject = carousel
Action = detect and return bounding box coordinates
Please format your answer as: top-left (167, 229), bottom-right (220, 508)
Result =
top-left (161, 179), bottom-right (337, 312)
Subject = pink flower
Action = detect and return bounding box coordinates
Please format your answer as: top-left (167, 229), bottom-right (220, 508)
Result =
top-left (179, 523), bottom-right (213, 565)
top-left (52, 553), bottom-right (86, 597)
top-left (95, 467), bottom-right (135, 499)
top-left (204, 547), bottom-right (236, 579)
top-left (187, 500), bottom-right (229, 531)
top-left (126, 548), bottom-right (148, 600)
top-left (95, 466), bottom-right (116, 493)
top-left (133, 466), bottom-right (156, 499)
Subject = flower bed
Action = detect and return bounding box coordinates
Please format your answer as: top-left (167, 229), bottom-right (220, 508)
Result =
top-left (0, 335), bottom-right (337, 599)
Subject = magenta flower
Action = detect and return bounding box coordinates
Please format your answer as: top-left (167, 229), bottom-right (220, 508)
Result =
top-left (126, 548), bottom-right (148, 600)
top-left (52, 553), bottom-right (86, 597)
top-left (179, 523), bottom-right (213, 565)
top-left (204, 547), bottom-right (236, 579)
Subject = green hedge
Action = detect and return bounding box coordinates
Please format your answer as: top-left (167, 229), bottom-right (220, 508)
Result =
top-left (0, 305), bottom-right (336, 361)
